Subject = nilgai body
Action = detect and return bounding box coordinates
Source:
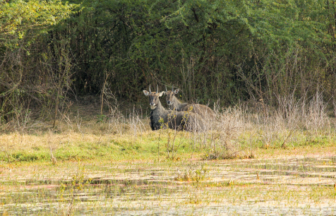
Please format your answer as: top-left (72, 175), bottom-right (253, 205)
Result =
top-left (143, 88), bottom-right (205, 132)
top-left (165, 88), bottom-right (216, 119)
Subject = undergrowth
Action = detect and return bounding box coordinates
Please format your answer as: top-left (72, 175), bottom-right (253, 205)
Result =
top-left (1, 93), bottom-right (336, 163)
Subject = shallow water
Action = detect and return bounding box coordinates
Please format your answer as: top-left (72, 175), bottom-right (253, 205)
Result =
top-left (1, 156), bottom-right (336, 215)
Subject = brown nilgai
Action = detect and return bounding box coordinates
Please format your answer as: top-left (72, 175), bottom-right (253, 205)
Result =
top-left (143, 85), bottom-right (205, 132)
top-left (165, 86), bottom-right (216, 119)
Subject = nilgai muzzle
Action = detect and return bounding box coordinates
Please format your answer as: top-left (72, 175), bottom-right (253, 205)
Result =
top-left (165, 87), bottom-right (215, 119)
top-left (143, 86), bottom-right (205, 131)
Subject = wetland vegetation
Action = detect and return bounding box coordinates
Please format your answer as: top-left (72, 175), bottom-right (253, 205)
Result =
top-left (1, 0), bottom-right (336, 215)
top-left (1, 97), bottom-right (336, 215)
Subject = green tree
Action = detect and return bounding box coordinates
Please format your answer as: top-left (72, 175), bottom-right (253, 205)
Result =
top-left (0, 0), bottom-right (76, 47)
top-left (0, 0), bottom-right (77, 123)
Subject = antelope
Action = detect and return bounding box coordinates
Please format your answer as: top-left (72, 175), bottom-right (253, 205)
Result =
top-left (143, 85), bottom-right (205, 131)
top-left (165, 86), bottom-right (216, 119)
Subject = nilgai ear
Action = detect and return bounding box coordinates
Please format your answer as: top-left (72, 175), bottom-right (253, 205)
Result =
top-left (143, 90), bottom-right (149, 96)
top-left (173, 89), bottom-right (179, 94)
top-left (158, 91), bottom-right (165, 97)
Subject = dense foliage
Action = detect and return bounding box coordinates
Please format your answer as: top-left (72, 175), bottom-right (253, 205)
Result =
top-left (1, 0), bottom-right (336, 122)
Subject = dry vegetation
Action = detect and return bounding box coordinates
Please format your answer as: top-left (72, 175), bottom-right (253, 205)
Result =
top-left (0, 92), bottom-right (335, 163)
top-left (1, 95), bottom-right (336, 215)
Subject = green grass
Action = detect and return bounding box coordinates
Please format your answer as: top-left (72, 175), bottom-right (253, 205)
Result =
top-left (1, 126), bottom-right (336, 163)
top-left (0, 129), bottom-right (203, 163)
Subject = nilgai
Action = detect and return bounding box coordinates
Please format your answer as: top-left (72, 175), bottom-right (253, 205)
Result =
top-left (143, 86), bottom-right (205, 131)
top-left (165, 86), bottom-right (216, 119)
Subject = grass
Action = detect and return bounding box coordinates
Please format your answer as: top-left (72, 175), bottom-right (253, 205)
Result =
top-left (1, 125), bottom-right (335, 163)
top-left (1, 98), bottom-right (336, 215)
top-left (1, 119), bottom-right (336, 163)
top-left (2, 92), bottom-right (336, 163)
top-left (0, 129), bottom-right (201, 162)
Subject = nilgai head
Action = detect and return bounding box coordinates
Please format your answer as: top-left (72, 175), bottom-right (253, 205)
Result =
top-left (165, 85), bottom-right (179, 106)
top-left (143, 85), bottom-right (165, 110)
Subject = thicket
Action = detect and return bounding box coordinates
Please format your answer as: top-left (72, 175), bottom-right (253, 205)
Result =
top-left (1, 0), bottom-right (336, 123)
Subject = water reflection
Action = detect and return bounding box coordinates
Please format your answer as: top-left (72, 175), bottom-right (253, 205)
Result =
top-left (1, 156), bottom-right (336, 215)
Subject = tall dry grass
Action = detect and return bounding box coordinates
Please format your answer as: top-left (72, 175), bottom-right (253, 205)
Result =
top-left (0, 92), bottom-right (334, 162)
top-left (203, 91), bottom-right (334, 159)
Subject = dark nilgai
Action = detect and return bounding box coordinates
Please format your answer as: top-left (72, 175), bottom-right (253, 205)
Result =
top-left (143, 86), bottom-right (205, 132)
top-left (165, 87), bottom-right (215, 119)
